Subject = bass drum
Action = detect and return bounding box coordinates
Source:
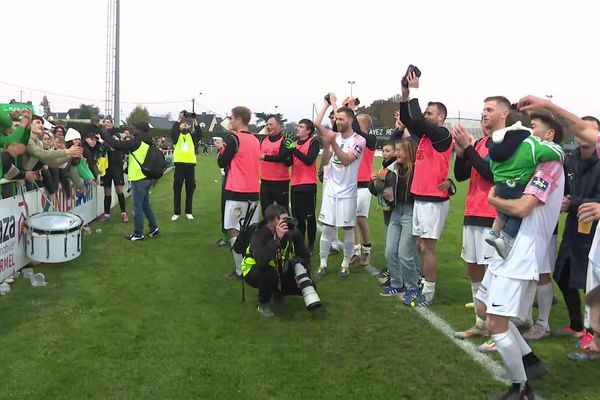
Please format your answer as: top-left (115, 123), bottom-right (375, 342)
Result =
top-left (25, 212), bottom-right (83, 263)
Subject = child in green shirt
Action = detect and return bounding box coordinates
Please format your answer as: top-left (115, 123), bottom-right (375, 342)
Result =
top-left (486, 120), bottom-right (564, 258)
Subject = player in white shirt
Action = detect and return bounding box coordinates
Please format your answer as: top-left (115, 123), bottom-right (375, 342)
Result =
top-left (519, 95), bottom-right (600, 355)
top-left (476, 160), bottom-right (564, 400)
top-left (314, 96), bottom-right (366, 278)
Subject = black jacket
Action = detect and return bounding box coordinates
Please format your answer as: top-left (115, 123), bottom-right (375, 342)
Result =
top-left (104, 128), bottom-right (126, 166)
top-left (249, 222), bottom-right (311, 271)
top-left (555, 149), bottom-right (600, 288)
top-left (368, 162), bottom-right (414, 207)
top-left (399, 98), bottom-right (452, 153)
top-left (101, 130), bottom-right (153, 154)
top-left (83, 140), bottom-right (100, 178)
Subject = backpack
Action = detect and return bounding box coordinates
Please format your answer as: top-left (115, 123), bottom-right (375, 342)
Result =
top-left (232, 202), bottom-right (259, 255)
top-left (131, 143), bottom-right (166, 180)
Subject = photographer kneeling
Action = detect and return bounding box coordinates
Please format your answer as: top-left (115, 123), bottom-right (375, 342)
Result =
top-left (241, 204), bottom-right (321, 318)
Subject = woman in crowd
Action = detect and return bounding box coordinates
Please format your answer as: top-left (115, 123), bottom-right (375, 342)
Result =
top-left (371, 139), bottom-right (419, 303)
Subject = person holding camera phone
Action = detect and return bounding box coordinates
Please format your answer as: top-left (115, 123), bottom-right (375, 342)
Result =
top-left (171, 111), bottom-right (203, 221)
top-left (240, 204), bottom-right (313, 318)
top-left (399, 68), bottom-right (454, 307)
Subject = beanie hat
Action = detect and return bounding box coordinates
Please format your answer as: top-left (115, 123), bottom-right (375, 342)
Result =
top-left (65, 128), bottom-right (81, 142)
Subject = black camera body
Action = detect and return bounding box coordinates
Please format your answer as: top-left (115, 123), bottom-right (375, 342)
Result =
top-left (181, 110), bottom-right (197, 119)
top-left (284, 217), bottom-right (297, 231)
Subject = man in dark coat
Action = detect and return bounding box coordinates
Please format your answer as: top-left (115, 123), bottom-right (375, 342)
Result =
top-left (554, 118), bottom-right (600, 337)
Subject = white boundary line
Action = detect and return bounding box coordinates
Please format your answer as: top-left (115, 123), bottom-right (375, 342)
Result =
top-left (414, 307), bottom-right (546, 400)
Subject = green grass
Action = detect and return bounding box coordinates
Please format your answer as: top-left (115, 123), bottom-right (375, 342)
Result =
top-left (0, 155), bottom-right (596, 399)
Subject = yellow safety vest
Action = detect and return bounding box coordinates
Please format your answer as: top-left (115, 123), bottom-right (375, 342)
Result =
top-left (173, 132), bottom-right (196, 164)
top-left (241, 241), bottom-right (293, 277)
top-left (128, 142), bottom-right (150, 181)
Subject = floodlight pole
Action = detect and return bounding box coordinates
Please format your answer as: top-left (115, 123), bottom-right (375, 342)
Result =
top-left (114, 0), bottom-right (120, 126)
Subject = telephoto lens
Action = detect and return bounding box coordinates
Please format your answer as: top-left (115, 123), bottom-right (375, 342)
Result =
top-left (294, 263), bottom-right (321, 310)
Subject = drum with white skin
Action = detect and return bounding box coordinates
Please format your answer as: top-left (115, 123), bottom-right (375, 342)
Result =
top-left (25, 212), bottom-right (83, 263)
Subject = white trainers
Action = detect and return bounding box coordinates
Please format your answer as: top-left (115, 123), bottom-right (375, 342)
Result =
top-left (484, 229), bottom-right (499, 247)
top-left (338, 266), bottom-right (350, 278)
top-left (315, 266), bottom-right (328, 278)
top-left (522, 323), bottom-right (551, 340)
top-left (495, 232), bottom-right (515, 259)
top-left (186, 214), bottom-right (194, 220)
top-left (171, 215), bottom-right (180, 221)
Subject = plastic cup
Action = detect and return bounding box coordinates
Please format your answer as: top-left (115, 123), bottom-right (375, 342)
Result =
top-left (21, 268), bottom-right (34, 279)
top-left (578, 220), bottom-right (593, 234)
top-left (30, 273), bottom-right (47, 287)
top-left (0, 282), bottom-right (11, 295)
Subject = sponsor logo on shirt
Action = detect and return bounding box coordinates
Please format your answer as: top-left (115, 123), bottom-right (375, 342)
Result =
top-left (416, 149), bottom-right (425, 161)
top-left (531, 176), bottom-right (549, 192)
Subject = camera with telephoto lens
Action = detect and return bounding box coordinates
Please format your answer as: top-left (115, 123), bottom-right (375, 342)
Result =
top-left (292, 262), bottom-right (321, 310)
top-left (181, 110), bottom-right (197, 119)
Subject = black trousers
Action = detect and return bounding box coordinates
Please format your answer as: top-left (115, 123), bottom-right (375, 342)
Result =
top-left (244, 263), bottom-right (305, 304)
top-left (260, 181), bottom-right (289, 216)
top-left (291, 189), bottom-right (317, 249)
top-left (556, 258), bottom-right (584, 331)
top-left (173, 164), bottom-right (196, 215)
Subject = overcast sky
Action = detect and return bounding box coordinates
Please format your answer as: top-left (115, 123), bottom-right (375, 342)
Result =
top-left (2, 0), bottom-right (599, 124)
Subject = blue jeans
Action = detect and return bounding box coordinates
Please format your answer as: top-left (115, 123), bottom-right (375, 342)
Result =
top-left (495, 182), bottom-right (526, 238)
top-left (385, 203), bottom-right (418, 290)
top-left (131, 179), bottom-right (158, 236)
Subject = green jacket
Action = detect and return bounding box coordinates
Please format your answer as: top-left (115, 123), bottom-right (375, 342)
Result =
top-left (490, 135), bottom-right (564, 184)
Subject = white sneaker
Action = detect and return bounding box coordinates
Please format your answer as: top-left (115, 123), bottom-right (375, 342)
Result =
top-left (495, 232), bottom-right (515, 259)
top-left (171, 215), bottom-right (180, 221)
top-left (186, 214), bottom-right (194, 220)
top-left (484, 229), bottom-right (499, 247)
top-left (315, 266), bottom-right (328, 278)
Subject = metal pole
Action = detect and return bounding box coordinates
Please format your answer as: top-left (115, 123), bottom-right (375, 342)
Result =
top-left (192, 98), bottom-right (195, 113)
top-left (114, 0), bottom-right (120, 126)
